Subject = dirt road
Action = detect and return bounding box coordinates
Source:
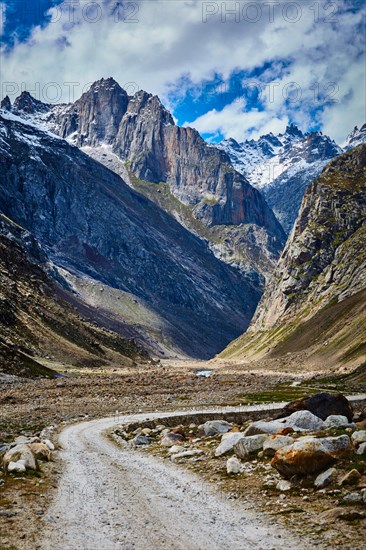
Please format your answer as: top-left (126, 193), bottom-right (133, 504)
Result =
top-left (39, 410), bottom-right (307, 550)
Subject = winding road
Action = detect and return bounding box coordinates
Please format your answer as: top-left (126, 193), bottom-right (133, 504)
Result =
top-left (40, 398), bottom-right (366, 550)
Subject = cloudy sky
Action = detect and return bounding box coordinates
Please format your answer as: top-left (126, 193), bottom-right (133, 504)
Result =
top-left (0, 0), bottom-right (365, 143)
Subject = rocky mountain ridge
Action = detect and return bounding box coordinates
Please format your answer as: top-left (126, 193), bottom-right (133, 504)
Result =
top-left (221, 144), bottom-right (366, 370)
top-left (217, 123), bottom-right (366, 234)
top-left (0, 108), bottom-right (261, 359)
top-left (4, 79), bottom-right (286, 281)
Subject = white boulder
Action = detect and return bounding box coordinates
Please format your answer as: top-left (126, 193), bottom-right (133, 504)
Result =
top-left (356, 442), bottom-right (366, 455)
top-left (351, 430), bottom-right (366, 446)
top-left (201, 421), bottom-right (232, 437)
top-left (245, 410), bottom-right (324, 436)
top-left (314, 467), bottom-right (338, 489)
top-left (3, 444), bottom-right (37, 471)
top-left (215, 433), bottom-right (244, 457)
top-left (324, 415), bottom-right (356, 429)
top-left (234, 434), bottom-right (267, 459)
top-left (8, 461), bottom-right (27, 473)
top-left (226, 457), bottom-right (241, 474)
top-left (263, 435), bottom-right (295, 457)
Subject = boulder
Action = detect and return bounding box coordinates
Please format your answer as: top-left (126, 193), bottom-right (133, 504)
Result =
top-left (170, 450), bottom-right (203, 460)
top-left (279, 392), bottom-right (353, 422)
top-left (245, 410), bottom-right (324, 436)
top-left (171, 426), bottom-right (186, 436)
top-left (155, 425), bottom-right (166, 432)
top-left (131, 435), bottom-right (151, 446)
top-left (160, 433), bottom-right (185, 447)
top-left (201, 421), bottom-right (232, 437)
top-left (361, 488), bottom-right (366, 503)
top-left (226, 457), bottom-right (241, 474)
top-left (3, 445), bottom-right (37, 471)
top-left (324, 415), bottom-right (356, 429)
top-left (314, 467), bottom-right (337, 489)
top-left (42, 439), bottom-right (55, 451)
top-left (356, 442), bottom-right (366, 455)
top-left (277, 427), bottom-right (295, 436)
top-left (319, 507), bottom-right (366, 523)
top-left (234, 435), bottom-right (267, 459)
top-left (263, 435), bottom-right (295, 457)
top-left (28, 443), bottom-right (51, 461)
top-left (8, 461), bottom-right (27, 473)
top-left (351, 430), bottom-right (366, 446)
top-left (276, 480), bottom-right (292, 491)
top-left (339, 469), bottom-right (361, 486)
top-left (343, 492), bottom-right (362, 503)
top-left (214, 433), bottom-right (244, 457)
top-left (13, 436), bottom-right (31, 445)
top-left (167, 445), bottom-right (185, 455)
top-left (356, 419), bottom-right (366, 430)
top-left (271, 435), bottom-right (351, 477)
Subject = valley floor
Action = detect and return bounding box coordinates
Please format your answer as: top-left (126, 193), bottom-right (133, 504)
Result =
top-left (1, 359), bottom-right (365, 549)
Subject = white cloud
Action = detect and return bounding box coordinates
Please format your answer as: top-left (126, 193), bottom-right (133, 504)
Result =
top-left (0, 3), bottom-right (6, 36)
top-left (0, 0), bottom-right (364, 142)
top-left (185, 99), bottom-right (289, 141)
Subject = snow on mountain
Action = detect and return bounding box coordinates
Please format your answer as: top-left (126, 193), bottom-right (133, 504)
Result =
top-left (216, 124), bottom-right (366, 234)
top-left (343, 124), bottom-right (366, 151)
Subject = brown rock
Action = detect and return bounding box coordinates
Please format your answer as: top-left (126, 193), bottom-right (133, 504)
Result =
top-left (356, 419), bottom-right (366, 430)
top-left (319, 507), bottom-right (366, 523)
top-left (277, 427), bottom-right (295, 436)
top-left (339, 469), bottom-right (361, 486)
top-left (28, 443), bottom-right (52, 461)
top-left (271, 435), bottom-right (351, 477)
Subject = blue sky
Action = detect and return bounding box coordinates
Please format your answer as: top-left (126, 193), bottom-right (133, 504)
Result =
top-left (0, 0), bottom-right (365, 143)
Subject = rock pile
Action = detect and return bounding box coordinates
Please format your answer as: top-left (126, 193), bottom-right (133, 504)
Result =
top-left (1, 432), bottom-right (54, 473)
top-left (113, 392), bottom-right (366, 509)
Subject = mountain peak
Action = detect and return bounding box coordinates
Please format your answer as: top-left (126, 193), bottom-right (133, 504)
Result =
top-left (0, 96), bottom-right (11, 111)
top-left (58, 77), bottom-right (130, 146)
top-left (89, 77), bottom-right (125, 94)
top-left (13, 91), bottom-right (51, 114)
top-left (343, 122), bottom-right (366, 151)
top-left (284, 124), bottom-right (303, 138)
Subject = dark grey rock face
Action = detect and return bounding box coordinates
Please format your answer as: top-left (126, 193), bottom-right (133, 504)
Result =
top-left (56, 78), bottom-right (129, 146)
top-left (0, 96), bottom-right (11, 111)
top-left (13, 91), bottom-right (52, 115)
top-left (0, 112), bottom-right (260, 358)
top-left (40, 79), bottom-right (284, 243)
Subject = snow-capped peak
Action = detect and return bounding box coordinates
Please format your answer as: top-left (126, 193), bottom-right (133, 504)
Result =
top-left (343, 123), bottom-right (366, 151)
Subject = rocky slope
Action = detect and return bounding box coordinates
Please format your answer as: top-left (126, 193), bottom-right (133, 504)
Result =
top-left (218, 125), bottom-right (344, 234)
top-left (7, 80), bottom-right (286, 281)
top-left (0, 214), bottom-right (146, 379)
top-left (221, 145), bottom-right (366, 370)
top-left (0, 109), bottom-right (260, 359)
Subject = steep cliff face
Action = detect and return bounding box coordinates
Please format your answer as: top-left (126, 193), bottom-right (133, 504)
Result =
top-left (52, 80), bottom-right (283, 233)
top-left (0, 214), bottom-right (145, 379)
top-left (55, 78), bottom-right (129, 146)
top-left (221, 145), bottom-right (366, 369)
top-left (218, 125), bottom-right (343, 234)
top-left (8, 79), bottom-right (285, 280)
top-left (0, 110), bottom-right (260, 359)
